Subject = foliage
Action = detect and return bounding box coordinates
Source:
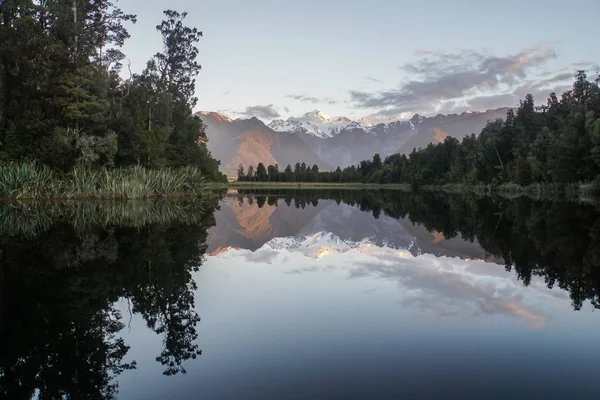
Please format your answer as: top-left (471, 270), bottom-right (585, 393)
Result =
top-left (0, 3), bottom-right (225, 182)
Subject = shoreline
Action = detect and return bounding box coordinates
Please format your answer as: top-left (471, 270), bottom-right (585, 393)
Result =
top-left (219, 181), bottom-right (599, 203)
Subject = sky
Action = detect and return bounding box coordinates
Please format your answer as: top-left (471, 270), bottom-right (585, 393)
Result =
top-left (117, 0), bottom-right (599, 123)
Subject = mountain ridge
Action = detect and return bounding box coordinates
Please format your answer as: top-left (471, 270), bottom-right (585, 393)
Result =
top-left (197, 107), bottom-right (511, 176)
top-left (197, 112), bottom-right (334, 176)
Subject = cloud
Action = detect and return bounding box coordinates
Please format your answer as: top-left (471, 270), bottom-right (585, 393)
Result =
top-left (365, 76), bottom-right (382, 83)
top-left (286, 94), bottom-right (338, 105)
top-left (283, 106), bottom-right (290, 113)
top-left (222, 89), bottom-right (231, 96)
top-left (572, 61), bottom-right (600, 71)
top-left (350, 45), bottom-right (585, 115)
top-left (359, 108), bottom-right (416, 125)
top-left (347, 254), bottom-right (549, 329)
top-left (241, 104), bottom-right (280, 119)
top-left (466, 94), bottom-right (519, 110)
top-left (286, 94), bottom-right (320, 103)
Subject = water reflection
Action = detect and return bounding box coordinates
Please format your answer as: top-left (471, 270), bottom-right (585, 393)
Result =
top-left (1, 191), bottom-right (600, 399)
top-left (0, 199), bottom-right (219, 399)
top-left (226, 189), bottom-right (600, 310)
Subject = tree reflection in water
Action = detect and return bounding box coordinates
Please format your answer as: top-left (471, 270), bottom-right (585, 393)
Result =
top-left (0, 199), bottom-right (219, 399)
top-left (1, 190), bottom-right (600, 398)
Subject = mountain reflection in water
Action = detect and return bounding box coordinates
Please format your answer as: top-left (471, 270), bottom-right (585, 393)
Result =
top-left (1, 190), bottom-right (599, 399)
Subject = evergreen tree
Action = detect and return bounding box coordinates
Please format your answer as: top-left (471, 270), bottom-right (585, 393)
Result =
top-left (0, 5), bottom-right (225, 181)
top-left (256, 163), bottom-right (267, 181)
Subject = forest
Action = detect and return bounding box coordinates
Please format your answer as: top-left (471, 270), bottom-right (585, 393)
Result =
top-left (0, 1), bottom-right (226, 188)
top-left (239, 73), bottom-right (600, 190)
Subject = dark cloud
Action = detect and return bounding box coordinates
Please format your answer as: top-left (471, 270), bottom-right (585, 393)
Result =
top-left (325, 97), bottom-right (338, 105)
top-left (349, 45), bottom-right (579, 114)
top-left (241, 104), bottom-right (280, 119)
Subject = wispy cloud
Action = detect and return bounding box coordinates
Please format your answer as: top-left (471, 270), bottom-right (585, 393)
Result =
top-left (285, 93), bottom-right (320, 103)
top-left (241, 104), bottom-right (280, 119)
top-left (364, 76), bottom-right (381, 83)
top-left (286, 93), bottom-right (338, 105)
top-left (222, 89), bottom-right (231, 96)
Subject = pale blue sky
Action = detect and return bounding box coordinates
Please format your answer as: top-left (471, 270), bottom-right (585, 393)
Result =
top-left (118, 0), bottom-right (599, 122)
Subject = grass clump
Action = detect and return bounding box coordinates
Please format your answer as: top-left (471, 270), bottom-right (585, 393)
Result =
top-left (0, 163), bottom-right (209, 199)
top-left (0, 199), bottom-right (219, 237)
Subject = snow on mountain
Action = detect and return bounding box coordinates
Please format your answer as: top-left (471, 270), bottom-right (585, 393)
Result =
top-left (263, 231), bottom-right (417, 259)
top-left (267, 109), bottom-right (432, 138)
top-left (202, 108), bottom-right (494, 144)
top-left (196, 111), bottom-right (232, 123)
top-left (268, 110), bottom-right (354, 138)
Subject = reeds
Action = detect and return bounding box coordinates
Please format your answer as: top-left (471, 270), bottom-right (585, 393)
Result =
top-left (0, 199), bottom-right (216, 237)
top-left (0, 163), bottom-right (209, 199)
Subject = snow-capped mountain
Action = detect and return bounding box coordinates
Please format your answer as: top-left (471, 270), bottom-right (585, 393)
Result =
top-left (268, 110), bottom-right (431, 138)
top-left (263, 231), bottom-right (415, 260)
top-left (268, 110), bottom-right (354, 138)
top-left (198, 107), bottom-right (511, 175)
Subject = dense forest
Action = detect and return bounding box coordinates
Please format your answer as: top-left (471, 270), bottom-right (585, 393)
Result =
top-left (239, 73), bottom-right (600, 188)
top-left (0, 1), bottom-right (225, 181)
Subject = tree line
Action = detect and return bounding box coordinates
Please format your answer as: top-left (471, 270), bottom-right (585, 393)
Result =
top-left (237, 162), bottom-right (323, 182)
top-left (239, 73), bottom-right (600, 187)
top-left (0, 1), bottom-right (225, 181)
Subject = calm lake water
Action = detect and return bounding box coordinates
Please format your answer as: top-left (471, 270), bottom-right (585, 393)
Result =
top-left (2, 190), bottom-right (600, 399)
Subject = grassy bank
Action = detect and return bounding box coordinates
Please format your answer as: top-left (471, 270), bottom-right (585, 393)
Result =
top-left (224, 180), bottom-right (600, 202)
top-left (0, 163), bottom-right (211, 199)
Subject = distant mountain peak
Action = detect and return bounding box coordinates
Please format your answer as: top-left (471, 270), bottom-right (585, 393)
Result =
top-left (196, 111), bottom-right (232, 123)
top-left (269, 110), bottom-right (355, 139)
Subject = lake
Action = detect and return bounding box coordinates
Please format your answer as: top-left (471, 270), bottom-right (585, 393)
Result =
top-left (2, 190), bottom-right (600, 399)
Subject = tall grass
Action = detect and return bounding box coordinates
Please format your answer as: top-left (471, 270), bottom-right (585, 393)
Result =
top-left (0, 163), bottom-right (209, 199)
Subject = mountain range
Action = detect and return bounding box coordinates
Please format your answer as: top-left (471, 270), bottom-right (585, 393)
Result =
top-left (206, 194), bottom-right (498, 263)
top-left (197, 108), bottom-right (510, 176)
